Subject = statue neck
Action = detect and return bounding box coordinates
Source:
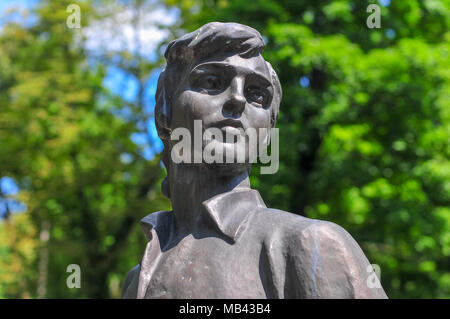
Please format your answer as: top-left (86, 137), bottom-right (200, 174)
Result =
top-left (168, 164), bottom-right (251, 234)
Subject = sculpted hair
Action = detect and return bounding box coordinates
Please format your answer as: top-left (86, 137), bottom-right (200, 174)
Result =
top-left (155, 22), bottom-right (282, 198)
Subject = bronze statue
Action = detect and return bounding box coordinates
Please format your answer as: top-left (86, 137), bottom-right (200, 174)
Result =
top-left (122, 22), bottom-right (387, 299)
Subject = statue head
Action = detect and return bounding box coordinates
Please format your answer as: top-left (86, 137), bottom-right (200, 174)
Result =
top-left (155, 22), bottom-right (282, 198)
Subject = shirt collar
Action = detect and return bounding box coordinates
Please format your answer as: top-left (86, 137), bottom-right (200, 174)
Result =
top-left (140, 188), bottom-right (266, 244)
top-left (201, 188), bottom-right (266, 242)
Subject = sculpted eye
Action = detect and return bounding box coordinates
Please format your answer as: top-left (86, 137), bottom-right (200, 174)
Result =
top-left (246, 86), bottom-right (267, 107)
top-left (194, 74), bottom-right (223, 92)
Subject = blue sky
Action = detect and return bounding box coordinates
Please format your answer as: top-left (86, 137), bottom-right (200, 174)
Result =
top-left (0, 0), bottom-right (35, 12)
top-left (0, 0), bottom-right (39, 26)
top-left (0, 177), bottom-right (26, 216)
top-left (0, 1), bottom-right (38, 216)
top-left (0, 0), bottom-right (167, 215)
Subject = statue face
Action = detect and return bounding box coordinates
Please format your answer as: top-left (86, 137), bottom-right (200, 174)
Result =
top-left (169, 53), bottom-right (274, 173)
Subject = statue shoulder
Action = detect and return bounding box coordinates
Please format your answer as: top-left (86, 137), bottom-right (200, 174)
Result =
top-left (253, 208), bottom-right (388, 298)
top-left (296, 219), bottom-right (387, 298)
top-left (250, 207), bottom-right (323, 234)
top-left (253, 207), bottom-right (363, 251)
top-left (121, 264), bottom-right (140, 299)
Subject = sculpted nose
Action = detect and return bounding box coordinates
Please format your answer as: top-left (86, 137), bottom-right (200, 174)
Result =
top-left (223, 77), bottom-right (246, 117)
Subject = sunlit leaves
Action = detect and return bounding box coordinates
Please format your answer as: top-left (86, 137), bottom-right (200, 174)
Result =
top-left (176, 0), bottom-right (450, 298)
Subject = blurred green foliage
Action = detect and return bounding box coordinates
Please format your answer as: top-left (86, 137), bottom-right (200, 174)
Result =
top-left (0, 0), bottom-right (449, 298)
top-left (0, 0), bottom-right (169, 298)
top-left (170, 0), bottom-right (450, 298)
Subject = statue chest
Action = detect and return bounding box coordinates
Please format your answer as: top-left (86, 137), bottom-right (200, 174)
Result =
top-left (142, 233), bottom-right (267, 298)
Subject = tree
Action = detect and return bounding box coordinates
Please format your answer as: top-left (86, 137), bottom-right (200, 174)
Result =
top-left (0, 0), bottom-right (169, 298)
top-left (165, 0), bottom-right (450, 298)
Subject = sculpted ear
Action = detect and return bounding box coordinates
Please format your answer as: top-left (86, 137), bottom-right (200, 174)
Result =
top-left (155, 70), bottom-right (172, 199)
top-left (266, 61), bottom-right (282, 129)
top-left (155, 70), bottom-right (172, 140)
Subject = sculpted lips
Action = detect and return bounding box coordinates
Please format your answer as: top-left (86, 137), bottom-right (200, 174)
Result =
top-left (211, 119), bottom-right (244, 132)
top-left (207, 119), bottom-right (245, 142)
